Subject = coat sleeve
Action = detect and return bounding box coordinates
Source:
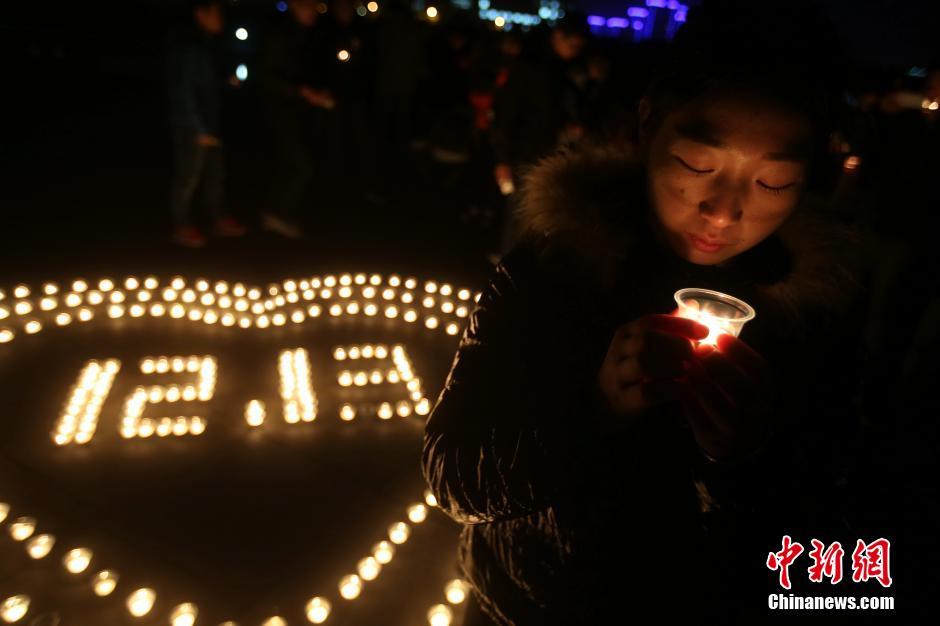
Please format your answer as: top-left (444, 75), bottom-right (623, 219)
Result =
top-left (692, 299), bottom-right (866, 525)
top-left (422, 238), bottom-right (614, 525)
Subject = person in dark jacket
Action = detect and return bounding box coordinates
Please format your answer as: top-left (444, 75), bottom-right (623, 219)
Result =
top-left (166, 0), bottom-right (247, 248)
top-left (260, 0), bottom-right (335, 239)
top-left (423, 3), bottom-right (874, 624)
top-left (490, 18), bottom-right (590, 257)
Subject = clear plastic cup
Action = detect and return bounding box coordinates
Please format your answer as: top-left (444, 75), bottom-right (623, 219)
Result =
top-left (673, 288), bottom-right (756, 346)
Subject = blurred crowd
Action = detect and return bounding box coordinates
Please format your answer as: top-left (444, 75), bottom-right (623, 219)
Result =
top-left (165, 0), bottom-right (643, 251)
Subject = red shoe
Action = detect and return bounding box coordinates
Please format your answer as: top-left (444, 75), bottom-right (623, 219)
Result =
top-left (173, 225), bottom-right (207, 248)
top-left (214, 216), bottom-right (248, 237)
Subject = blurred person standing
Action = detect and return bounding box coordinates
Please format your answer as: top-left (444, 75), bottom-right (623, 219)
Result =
top-left (373, 0), bottom-right (427, 169)
top-left (261, 0), bottom-right (334, 239)
top-left (166, 0), bottom-right (247, 248)
top-left (491, 18), bottom-right (590, 257)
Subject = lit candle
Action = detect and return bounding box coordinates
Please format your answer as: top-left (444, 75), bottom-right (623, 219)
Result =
top-left (1, 595), bottom-right (30, 623)
top-left (26, 534), bottom-right (55, 559)
top-left (64, 547), bottom-right (93, 574)
top-left (9, 517), bottom-right (36, 542)
top-left (673, 288), bottom-right (755, 346)
top-left (93, 570), bottom-right (119, 596)
top-left (126, 588), bottom-right (155, 617)
top-left (305, 596), bottom-right (331, 623)
top-left (427, 604), bottom-right (453, 626)
top-left (444, 579), bottom-right (468, 604)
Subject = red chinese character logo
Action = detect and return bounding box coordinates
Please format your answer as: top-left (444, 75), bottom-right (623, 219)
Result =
top-left (807, 539), bottom-right (844, 584)
top-left (767, 535), bottom-right (804, 589)
top-left (851, 538), bottom-right (893, 588)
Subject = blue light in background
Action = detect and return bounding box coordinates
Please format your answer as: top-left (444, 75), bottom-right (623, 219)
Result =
top-left (236, 64), bottom-right (248, 80)
top-left (276, 1), bottom-right (288, 12)
top-left (587, 15), bottom-right (605, 26)
top-left (606, 17), bottom-right (628, 29)
top-left (627, 7), bottom-right (649, 18)
top-left (632, 20), bottom-right (644, 30)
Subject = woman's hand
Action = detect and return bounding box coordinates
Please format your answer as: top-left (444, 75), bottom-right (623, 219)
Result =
top-left (680, 333), bottom-right (774, 462)
top-left (596, 314), bottom-right (709, 418)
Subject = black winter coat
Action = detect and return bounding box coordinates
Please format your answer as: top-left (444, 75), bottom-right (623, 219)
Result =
top-left (422, 149), bottom-right (868, 624)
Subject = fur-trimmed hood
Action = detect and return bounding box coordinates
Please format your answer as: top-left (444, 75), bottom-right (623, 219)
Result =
top-left (513, 148), bottom-right (866, 341)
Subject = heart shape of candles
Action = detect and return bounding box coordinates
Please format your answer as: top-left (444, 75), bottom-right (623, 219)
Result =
top-left (673, 287), bottom-right (756, 346)
top-left (0, 273), bottom-right (476, 625)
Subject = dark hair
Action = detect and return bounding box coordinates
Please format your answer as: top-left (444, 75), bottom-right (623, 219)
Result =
top-left (644, 0), bottom-right (844, 161)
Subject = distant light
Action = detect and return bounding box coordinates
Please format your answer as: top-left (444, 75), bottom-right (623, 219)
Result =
top-left (479, 0), bottom-right (490, 9)
top-left (606, 17), bottom-right (628, 29)
top-left (494, 16), bottom-right (505, 28)
top-left (908, 66), bottom-right (927, 78)
top-left (843, 155), bottom-right (861, 171)
top-left (337, 49), bottom-right (350, 62)
top-left (426, 6), bottom-right (438, 19)
top-left (236, 64), bottom-right (248, 80)
top-left (675, 10), bottom-right (686, 22)
top-left (587, 15), bottom-right (605, 27)
top-left (356, 5), bottom-right (367, 16)
top-left (235, 27), bottom-right (248, 41)
top-left (632, 20), bottom-right (644, 30)
top-left (538, 6), bottom-right (550, 18)
top-left (367, 1), bottom-right (378, 11)
top-left (647, 0), bottom-right (666, 7)
top-left (628, 7), bottom-right (649, 17)
top-left (276, 0), bottom-right (288, 11)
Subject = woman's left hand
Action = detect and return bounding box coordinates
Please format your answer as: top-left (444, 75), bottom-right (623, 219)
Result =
top-left (680, 333), bottom-right (774, 462)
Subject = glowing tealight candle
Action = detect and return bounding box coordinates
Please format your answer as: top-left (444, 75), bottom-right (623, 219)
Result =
top-left (357, 556), bottom-right (381, 581)
top-left (0, 503), bottom-right (8, 523)
top-left (407, 503), bottom-right (428, 524)
top-left (444, 579), bottom-right (468, 604)
top-left (339, 403), bottom-right (356, 421)
top-left (388, 521), bottom-right (410, 544)
top-left (305, 596), bottom-right (331, 623)
top-left (127, 588), bottom-right (156, 617)
top-left (424, 489), bottom-right (438, 507)
top-left (427, 603), bottom-right (453, 626)
top-left (170, 602), bottom-right (198, 626)
top-left (64, 547), bottom-right (92, 574)
top-left (673, 288), bottom-right (756, 346)
top-left (94, 570), bottom-right (119, 596)
top-left (189, 417), bottom-right (206, 436)
top-left (1, 595), bottom-right (30, 623)
top-left (26, 534), bottom-right (55, 559)
top-left (246, 400), bottom-right (266, 427)
top-left (372, 540), bottom-right (394, 564)
top-left (339, 574), bottom-right (362, 600)
top-left (9, 517), bottom-right (36, 541)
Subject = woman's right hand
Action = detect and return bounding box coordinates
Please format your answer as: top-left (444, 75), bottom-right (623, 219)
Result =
top-left (596, 314), bottom-right (709, 418)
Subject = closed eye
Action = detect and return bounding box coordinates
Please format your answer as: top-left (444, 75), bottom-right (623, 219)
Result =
top-left (674, 155), bottom-right (714, 175)
top-left (757, 180), bottom-right (799, 195)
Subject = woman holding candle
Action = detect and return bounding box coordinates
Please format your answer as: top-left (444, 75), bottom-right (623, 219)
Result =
top-left (423, 2), bottom-right (868, 624)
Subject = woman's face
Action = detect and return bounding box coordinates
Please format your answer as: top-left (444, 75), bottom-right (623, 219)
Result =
top-left (646, 95), bottom-right (813, 265)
